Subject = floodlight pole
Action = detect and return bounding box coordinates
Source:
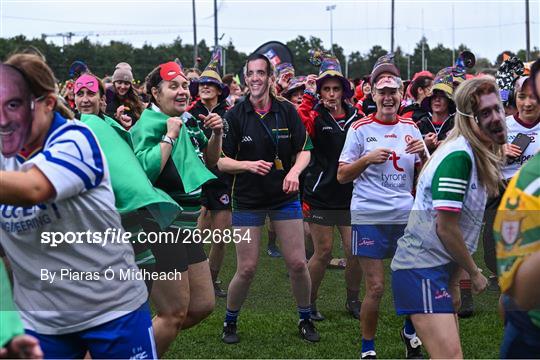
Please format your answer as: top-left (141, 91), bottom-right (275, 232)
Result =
top-left (214, 0), bottom-right (218, 48)
top-left (192, 0), bottom-right (198, 68)
top-left (326, 5), bottom-right (336, 54)
top-left (525, 0), bottom-right (530, 61)
top-left (391, 0), bottom-right (395, 53)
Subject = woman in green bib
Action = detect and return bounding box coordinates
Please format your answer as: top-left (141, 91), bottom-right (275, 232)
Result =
top-left (131, 61), bottom-right (224, 356)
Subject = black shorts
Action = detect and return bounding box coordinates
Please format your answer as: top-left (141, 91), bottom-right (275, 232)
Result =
top-left (200, 181), bottom-right (231, 211)
top-left (141, 215), bottom-right (207, 273)
top-left (302, 202), bottom-right (351, 227)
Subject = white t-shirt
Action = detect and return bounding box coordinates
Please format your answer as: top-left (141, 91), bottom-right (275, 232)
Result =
top-left (339, 114), bottom-right (424, 224)
top-left (0, 113), bottom-right (147, 335)
top-left (503, 114), bottom-right (540, 180)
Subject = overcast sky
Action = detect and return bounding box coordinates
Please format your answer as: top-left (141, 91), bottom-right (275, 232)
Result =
top-left (1, 0), bottom-right (538, 62)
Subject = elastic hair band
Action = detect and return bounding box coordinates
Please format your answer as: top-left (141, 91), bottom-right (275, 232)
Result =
top-left (456, 107), bottom-right (478, 123)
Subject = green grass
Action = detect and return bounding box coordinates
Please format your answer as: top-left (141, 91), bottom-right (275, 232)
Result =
top-left (165, 229), bottom-right (503, 359)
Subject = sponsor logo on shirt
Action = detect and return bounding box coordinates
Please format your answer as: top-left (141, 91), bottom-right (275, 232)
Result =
top-left (508, 154), bottom-right (534, 166)
top-left (0, 203), bottom-right (61, 233)
top-left (389, 151), bottom-right (404, 172)
top-left (380, 152), bottom-right (407, 188)
top-left (366, 137), bottom-right (377, 142)
top-left (384, 134), bottom-right (397, 139)
top-left (322, 126), bottom-right (333, 131)
top-left (241, 136), bottom-right (253, 143)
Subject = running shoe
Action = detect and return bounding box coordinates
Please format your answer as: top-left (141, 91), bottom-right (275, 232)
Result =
top-left (361, 350), bottom-right (377, 359)
top-left (214, 280), bottom-right (227, 298)
top-left (298, 319), bottom-right (320, 342)
top-left (487, 275), bottom-right (500, 292)
top-left (310, 302), bottom-right (325, 321)
top-left (222, 322), bottom-right (239, 344)
top-left (400, 328), bottom-right (424, 359)
top-left (328, 258), bottom-right (346, 269)
top-left (458, 290), bottom-right (474, 318)
top-left (346, 299), bottom-right (362, 319)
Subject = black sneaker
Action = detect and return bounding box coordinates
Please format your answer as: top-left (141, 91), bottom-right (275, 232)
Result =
top-left (360, 350), bottom-right (377, 359)
top-left (400, 328), bottom-right (423, 359)
top-left (310, 302), bottom-right (325, 321)
top-left (214, 281), bottom-right (227, 298)
top-left (487, 275), bottom-right (500, 292)
top-left (346, 299), bottom-right (362, 319)
top-left (298, 319), bottom-right (320, 342)
top-left (222, 322), bottom-right (239, 344)
top-left (458, 290), bottom-right (474, 318)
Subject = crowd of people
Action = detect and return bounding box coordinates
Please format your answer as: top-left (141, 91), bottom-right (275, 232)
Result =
top-left (0, 43), bottom-right (539, 359)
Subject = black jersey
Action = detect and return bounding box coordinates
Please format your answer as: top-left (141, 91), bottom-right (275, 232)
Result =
top-left (188, 99), bottom-right (230, 138)
top-left (298, 94), bottom-right (359, 209)
top-left (223, 96), bottom-right (313, 210)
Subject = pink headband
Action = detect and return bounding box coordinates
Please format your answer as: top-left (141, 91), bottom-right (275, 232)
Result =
top-left (75, 74), bottom-right (100, 94)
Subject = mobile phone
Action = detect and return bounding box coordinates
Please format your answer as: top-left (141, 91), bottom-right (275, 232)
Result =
top-left (511, 133), bottom-right (532, 153)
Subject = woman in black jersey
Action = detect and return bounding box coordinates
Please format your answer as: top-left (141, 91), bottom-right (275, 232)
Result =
top-left (297, 52), bottom-right (363, 321)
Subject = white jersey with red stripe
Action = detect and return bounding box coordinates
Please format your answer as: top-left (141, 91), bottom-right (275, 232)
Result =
top-left (339, 114), bottom-right (423, 224)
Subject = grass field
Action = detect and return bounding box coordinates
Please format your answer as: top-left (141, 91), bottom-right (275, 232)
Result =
top-left (165, 229), bottom-right (503, 359)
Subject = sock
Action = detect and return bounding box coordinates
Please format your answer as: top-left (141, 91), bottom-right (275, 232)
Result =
top-left (347, 288), bottom-right (359, 302)
top-left (298, 305), bottom-right (311, 321)
top-left (362, 338), bottom-right (375, 353)
top-left (268, 230), bottom-right (277, 247)
top-left (403, 317), bottom-right (416, 338)
top-left (460, 279), bottom-right (472, 291)
top-left (210, 268), bottom-right (219, 283)
top-left (225, 308), bottom-right (239, 324)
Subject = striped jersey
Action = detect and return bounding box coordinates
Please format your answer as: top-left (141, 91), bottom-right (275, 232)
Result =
top-left (0, 113), bottom-right (147, 334)
top-left (495, 153), bottom-right (540, 329)
top-left (392, 135), bottom-right (487, 270)
top-left (339, 114), bottom-right (423, 224)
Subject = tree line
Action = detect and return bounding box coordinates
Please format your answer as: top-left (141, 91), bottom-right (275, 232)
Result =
top-left (0, 34), bottom-right (537, 82)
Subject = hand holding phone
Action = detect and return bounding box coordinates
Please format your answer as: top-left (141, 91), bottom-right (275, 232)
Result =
top-left (511, 133), bottom-right (532, 153)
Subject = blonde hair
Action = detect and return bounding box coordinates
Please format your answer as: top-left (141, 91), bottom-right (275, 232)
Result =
top-left (438, 77), bottom-right (504, 197)
top-left (5, 53), bottom-right (74, 119)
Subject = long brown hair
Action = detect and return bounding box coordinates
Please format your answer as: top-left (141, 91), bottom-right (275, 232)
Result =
top-left (5, 53), bottom-right (74, 119)
top-left (443, 77), bottom-right (504, 197)
top-left (112, 80), bottom-right (144, 119)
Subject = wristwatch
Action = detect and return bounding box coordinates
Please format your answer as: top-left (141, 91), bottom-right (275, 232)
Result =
top-left (161, 135), bottom-right (177, 147)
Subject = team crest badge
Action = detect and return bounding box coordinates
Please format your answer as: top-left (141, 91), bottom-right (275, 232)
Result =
top-left (404, 135), bottom-right (413, 144)
top-left (501, 219), bottom-right (521, 245)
